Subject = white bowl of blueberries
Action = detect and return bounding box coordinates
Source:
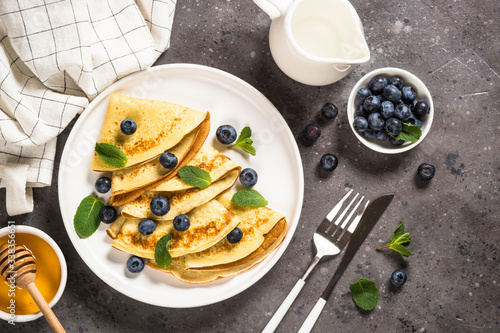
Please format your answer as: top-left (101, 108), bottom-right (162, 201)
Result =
top-left (347, 67), bottom-right (434, 154)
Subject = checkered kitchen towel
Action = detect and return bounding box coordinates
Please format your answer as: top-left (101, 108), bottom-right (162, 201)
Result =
top-left (0, 0), bottom-right (176, 216)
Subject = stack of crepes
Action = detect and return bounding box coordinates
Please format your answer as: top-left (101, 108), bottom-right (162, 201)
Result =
top-left (92, 94), bottom-right (287, 283)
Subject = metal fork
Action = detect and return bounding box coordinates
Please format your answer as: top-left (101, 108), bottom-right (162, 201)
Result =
top-left (262, 189), bottom-right (369, 333)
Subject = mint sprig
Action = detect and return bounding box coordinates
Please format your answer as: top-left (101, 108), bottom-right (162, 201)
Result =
top-left (349, 278), bottom-right (379, 311)
top-left (95, 142), bottom-right (127, 168)
top-left (376, 221), bottom-right (414, 257)
top-left (154, 234), bottom-right (172, 269)
top-left (178, 165), bottom-right (212, 189)
top-left (74, 195), bottom-right (105, 238)
top-left (395, 123), bottom-right (422, 143)
top-left (231, 189), bottom-right (268, 207)
top-left (230, 126), bottom-right (256, 156)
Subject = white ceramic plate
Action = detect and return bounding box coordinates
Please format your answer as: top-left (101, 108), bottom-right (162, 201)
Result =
top-left (58, 64), bottom-right (304, 308)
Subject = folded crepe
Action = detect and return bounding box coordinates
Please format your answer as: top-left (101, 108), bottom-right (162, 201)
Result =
top-left (111, 199), bottom-right (240, 259)
top-left (91, 94), bottom-right (208, 172)
top-left (120, 146), bottom-right (240, 220)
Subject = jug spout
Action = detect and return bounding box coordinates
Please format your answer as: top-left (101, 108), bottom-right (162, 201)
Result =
top-left (253, 0), bottom-right (291, 19)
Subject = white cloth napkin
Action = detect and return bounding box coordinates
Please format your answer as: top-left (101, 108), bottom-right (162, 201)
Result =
top-left (0, 0), bottom-right (177, 216)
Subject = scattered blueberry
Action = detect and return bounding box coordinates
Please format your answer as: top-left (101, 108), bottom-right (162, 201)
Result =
top-left (303, 123), bottom-right (321, 142)
top-left (353, 117), bottom-right (369, 132)
top-left (321, 102), bottom-right (338, 119)
top-left (406, 112), bottom-right (423, 128)
top-left (389, 136), bottom-right (405, 146)
top-left (417, 163), bottom-right (436, 181)
top-left (120, 118), bottom-right (137, 135)
top-left (173, 214), bottom-right (190, 232)
top-left (216, 125), bottom-right (237, 144)
top-left (390, 269), bottom-right (407, 287)
top-left (413, 100), bottom-right (430, 118)
top-left (126, 256), bottom-right (145, 273)
top-left (355, 87), bottom-right (372, 105)
top-left (401, 86), bottom-right (417, 104)
top-left (363, 95), bottom-right (381, 113)
top-left (376, 130), bottom-right (388, 141)
top-left (385, 118), bottom-right (403, 137)
top-left (138, 219), bottom-right (156, 235)
top-left (380, 101), bottom-right (395, 119)
top-left (227, 227), bottom-right (243, 244)
top-left (239, 168), bottom-right (258, 187)
top-left (150, 196), bottom-right (170, 216)
top-left (394, 104), bottom-right (411, 121)
top-left (320, 153), bottom-right (338, 171)
top-left (95, 177), bottom-right (111, 194)
top-left (160, 152), bottom-right (178, 169)
top-left (368, 75), bottom-right (388, 95)
top-left (388, 76), bottom-right (404, 90)
top-left (368, 112), bottom-right (385, 131)
top-left (99, 205), bottom-right (117, 224)
top-left (383, 84), bottom-right (402, 103)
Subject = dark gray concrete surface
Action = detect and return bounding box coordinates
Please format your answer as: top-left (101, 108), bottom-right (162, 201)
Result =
top-left (1, 0), bottom-right (499, 332)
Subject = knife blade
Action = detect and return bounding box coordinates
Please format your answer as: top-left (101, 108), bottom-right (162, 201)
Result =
top-left (298, 194), bottom-right (394, 333)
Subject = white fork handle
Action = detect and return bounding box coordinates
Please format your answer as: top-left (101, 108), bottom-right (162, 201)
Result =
top-left (297, 298), bottom-right (327, 333)
top-left (262, 279), bottom-right (306, 333)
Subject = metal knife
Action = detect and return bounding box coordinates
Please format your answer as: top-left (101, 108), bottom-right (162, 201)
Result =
top-left (297, 194), bottom-right (394, 333)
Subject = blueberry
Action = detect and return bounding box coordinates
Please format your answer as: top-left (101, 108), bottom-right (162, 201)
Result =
top-left (383, 84), bottom-right (402, 103)
top-left (362, 129), bottom-right (377, 139)
top-left (406, 112), bottom-right (423, 128)
top-left (150, 196), bottom-right (170, 216)
top-left (95, 176), bottom-right (111, 194)
top-left (401, 86), bottom-right (417, 104)
top-left (354, 105), bottom-right (368, 118)
top-left (376, 130), bottom-right (388, 141)
top-left (321, 102), bottom-right (338, 119)
top-left (320, 153), bottom-right (338, 171)
top-left (173, 214), bottom-right (190, 231)
top-left (363, 95), bottom-right (381, 114)
top-left (239, 168), bottom-right (258, 187)
top-left (394, 104), bottom-right (411, 121)
top-left (99, 205), bottom-right (117, 224)
top-left (368, 75), bottom-right (388, 95)
top-left (380, 101), bottom-right (395, 119)
top-left (389, 136), bottom-right (405, 146)
top-left (413, 100), bottom-right (430, 118)
top-left (216, 125), bottom-right (237, 144)
top-left (355, 87), bottom-right (372, 105)
top-left (126, 256), bottom-right (145, 273)
top-left (303, 123), bottom-right (321, 142)
top-left (367, 112), bottom-right (385, 131)
top-left (227, 227), bottom-right (243, 244)
top-left (138, 219), bottom-right (156, 235)
top-left (160, 152), bottom-right (178, 169)
top-left (385, 118), bottom-right (403, 137)
top-left (353, 117), bottom-right (369, 132)
top-left (390, 269), bottom-right (407, 287)
top-left (120, 118), bottom-right (137, 135)
top-left (388, 76), bottom-right (404, 90)
top-left (417, 163), bottom-right (435, 181)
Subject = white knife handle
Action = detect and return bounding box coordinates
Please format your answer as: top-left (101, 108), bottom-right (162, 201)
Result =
top-left (262, 279), bottom-right (306, 333)
top-left (297, 297), bottom-right (327, 333)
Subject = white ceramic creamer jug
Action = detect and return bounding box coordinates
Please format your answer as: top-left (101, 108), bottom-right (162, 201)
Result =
top-left (253, 0), bottom-right (370, 86)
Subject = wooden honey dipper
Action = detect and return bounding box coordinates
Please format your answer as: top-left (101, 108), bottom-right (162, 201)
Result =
top-left (0, 243), bottom-right (65, 332)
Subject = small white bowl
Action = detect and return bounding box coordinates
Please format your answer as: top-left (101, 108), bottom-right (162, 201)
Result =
top-left (0, 225), bottom-right (67, 323)
top-left (347, 67), bottom-right (434, 154)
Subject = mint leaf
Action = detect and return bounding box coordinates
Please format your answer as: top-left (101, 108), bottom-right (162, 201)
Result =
top-left (231, 189), bottom-right (268, 207)
top-left (155, 234), bottom-right (172, 269)
top-left (377, 221), bottom-right (414, 257)
top-left (349, 278), bottom-right (379, 311)
top-left (230, 126), bottom-right (256, 156)
top-left (95, 143), bottom-right (127, 168)
top-left (178, 165), bottom-right (212, 189)
top-left (395, 123), bottom-right (422, 143)
top-left (74, 195), bottom-right (105, 238)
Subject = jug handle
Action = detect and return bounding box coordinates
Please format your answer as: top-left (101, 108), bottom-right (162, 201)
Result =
top-left (333, 64), bottom-right (351, 72)
top-left (253, 0), bottom-right (291, 19)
